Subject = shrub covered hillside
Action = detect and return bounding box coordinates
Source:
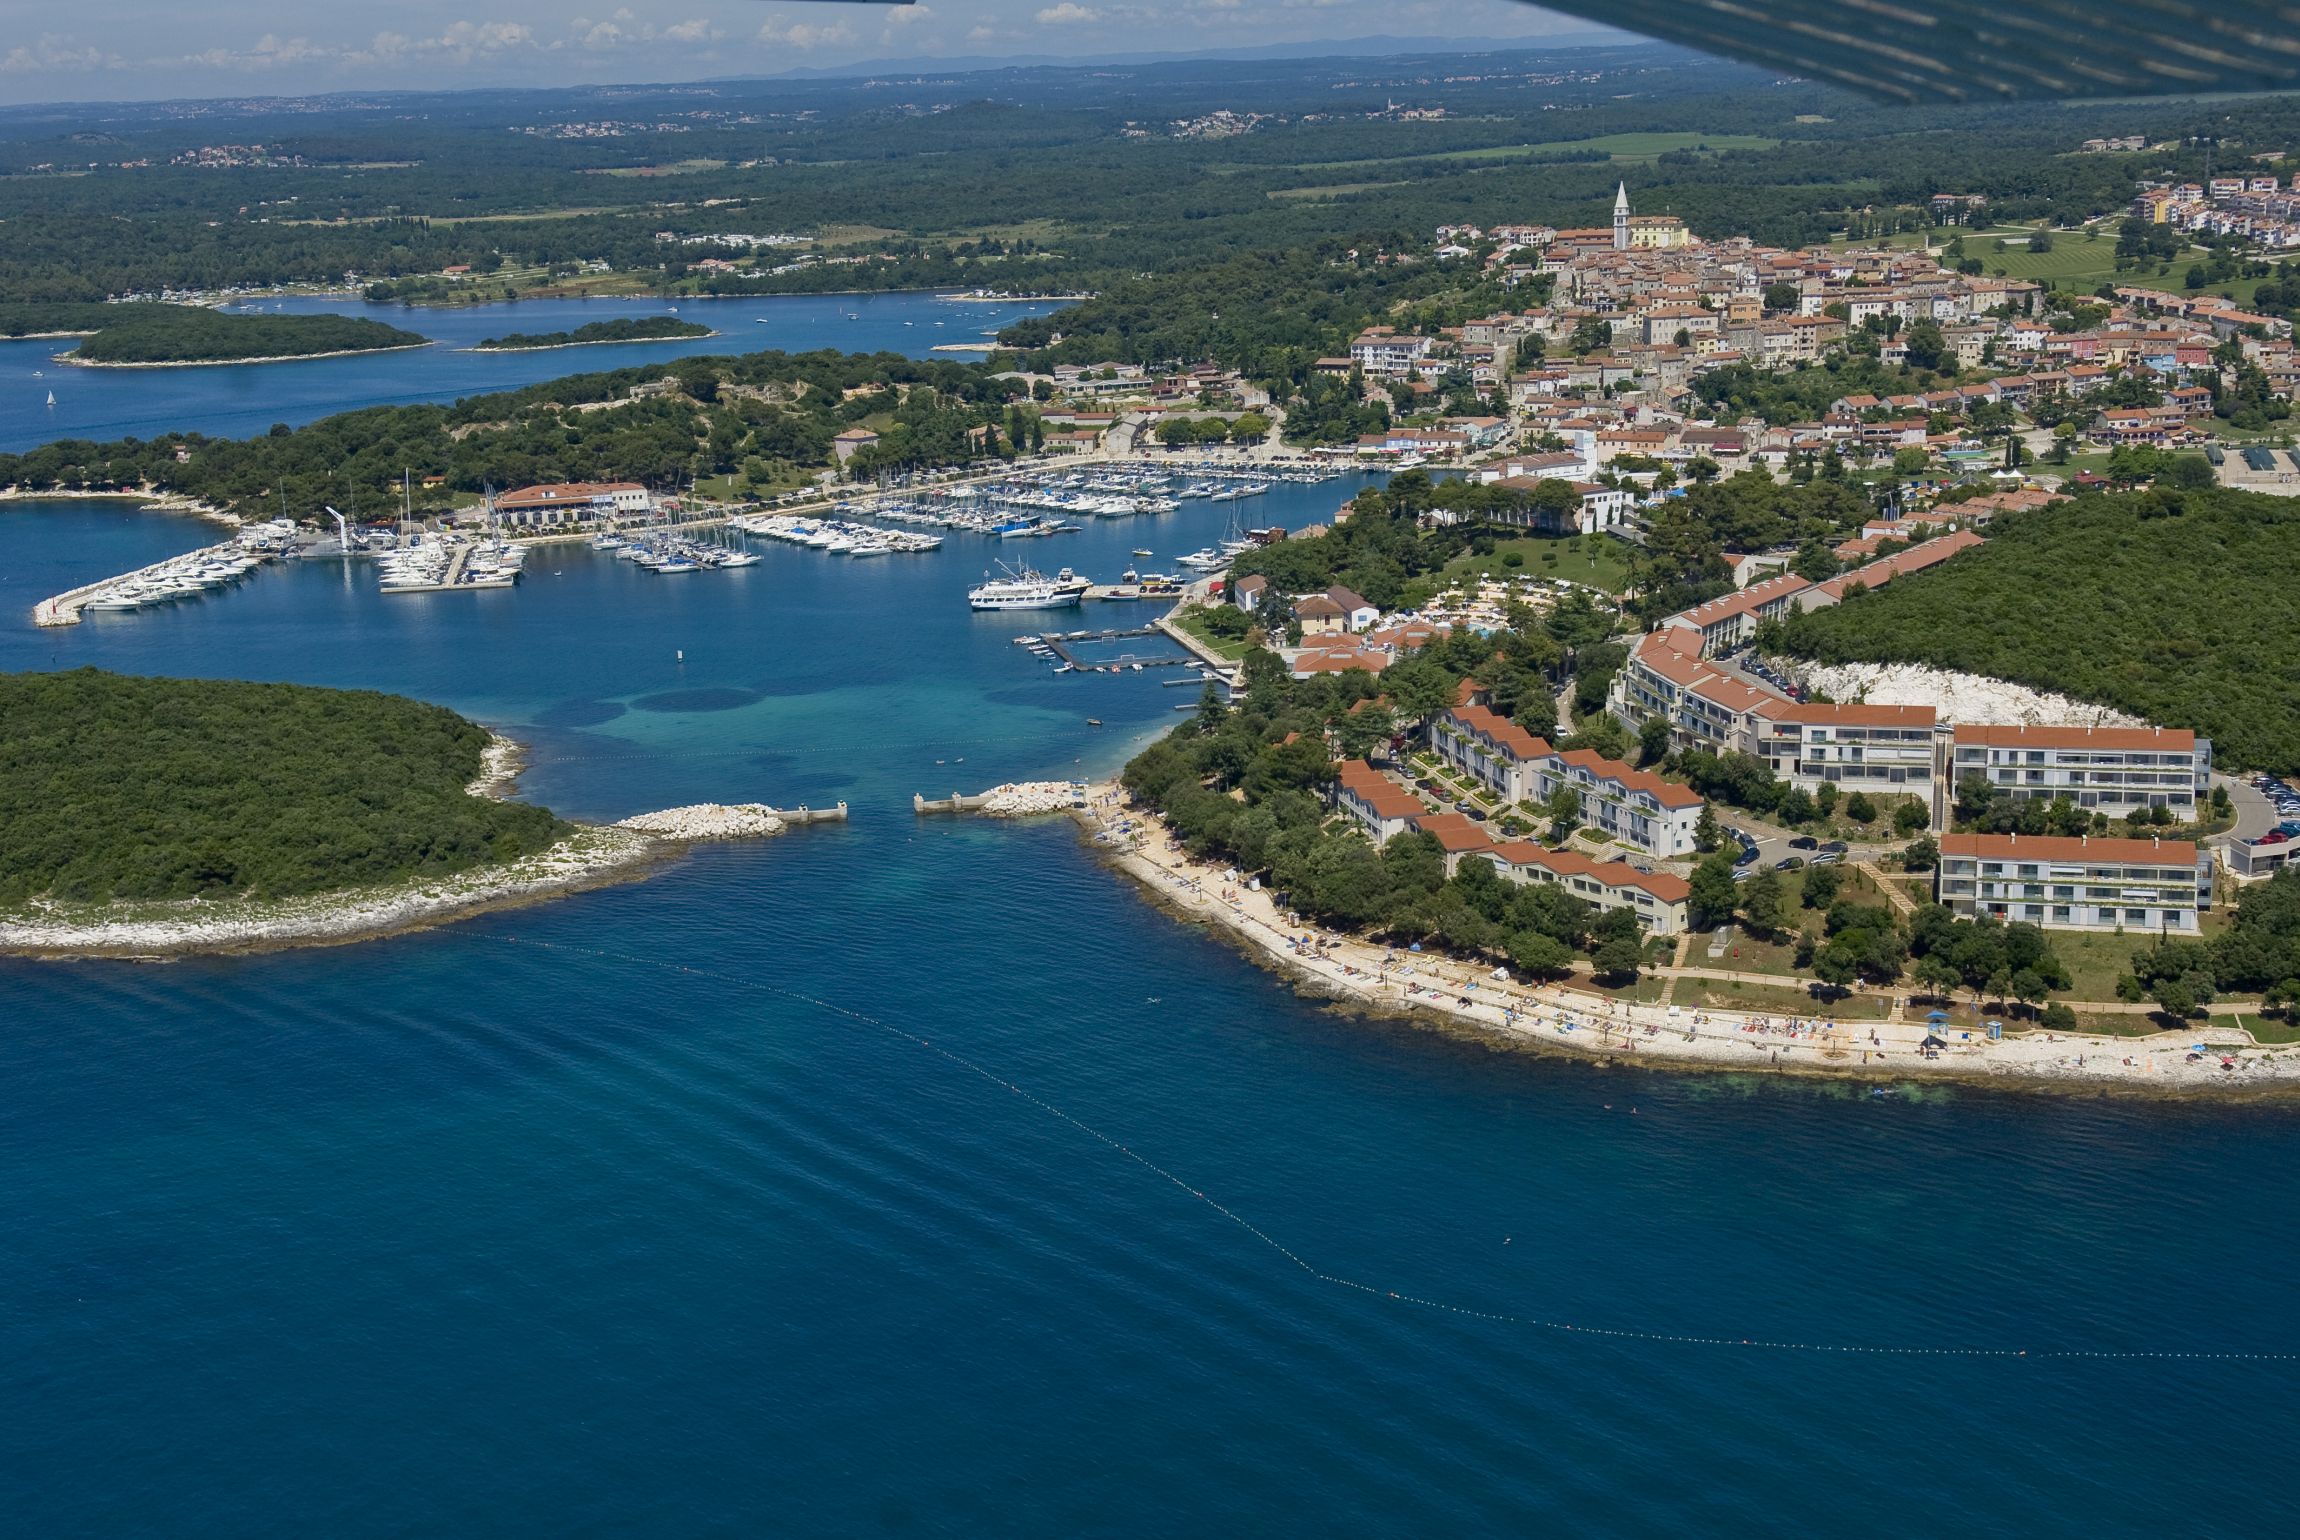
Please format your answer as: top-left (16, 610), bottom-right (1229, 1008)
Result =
top-left (68, 307), bottom-right (426, 364)
top-left (1770, 488), bottom-right (2300, 771)
top-left (0, 670), bottom-right (569, 903)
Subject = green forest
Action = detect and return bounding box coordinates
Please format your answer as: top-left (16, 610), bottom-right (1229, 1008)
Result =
top-left (474, 317), bottom-right (713, 350)
top-left (66, 308), bottom-right (427, 364)
top-left (0, 349), bottom-right (1019, 518)
top-left (0, 670), bottom-right (569, 904)
top-left (1770, 489), bottom-right (2300, 771)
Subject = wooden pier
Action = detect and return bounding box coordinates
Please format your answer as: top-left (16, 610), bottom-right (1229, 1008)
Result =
top-left (1013, 623), bottom-right (1199, 674)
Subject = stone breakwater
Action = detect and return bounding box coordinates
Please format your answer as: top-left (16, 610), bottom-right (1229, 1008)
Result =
top-left (916, 782), bottom-right (1090, 816)
top-left (981, 782), bottom-right (1089, 816)
top-left (616, 803), bottom-right (788, 840)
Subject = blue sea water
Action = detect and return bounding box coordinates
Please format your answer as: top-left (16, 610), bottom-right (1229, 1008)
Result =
top-left (0, 291), bottom-right (1057, 451)
top-left (4, 484), bottom-right (2300, 1537)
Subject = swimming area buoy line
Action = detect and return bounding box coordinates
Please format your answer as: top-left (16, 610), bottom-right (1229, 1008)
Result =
top-left (485, 933), bottom-right (2298, 1365)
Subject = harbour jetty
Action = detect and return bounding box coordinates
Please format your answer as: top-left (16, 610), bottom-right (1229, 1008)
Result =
top-left (915, 782), bottom-right (1088, 816)
top-left (617, 802), bottom-right (848, 839)
top-left (33, 520), bottom-right (298, 626)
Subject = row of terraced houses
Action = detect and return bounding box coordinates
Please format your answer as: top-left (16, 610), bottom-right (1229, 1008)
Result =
top-left (1332, 760), bottom-right (1693, 935)
top-left (1605, 531), bottom-right (2217, 933)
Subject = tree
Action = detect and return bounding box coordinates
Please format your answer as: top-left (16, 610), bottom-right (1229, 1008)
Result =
top-left (1903, 318), bottom-right (1947, 371)
top-left (1844, 790), bottom-right (1877, 823)
top-left (1688, 851), bottom-right (1740, 927)
top-left (1915, 953), bottom-right (1961, 1000)
top-left (1814, 782), bottom-right (1839, 820)
top-left (1385, 657), bottom-right (1454, 727)
top-left (1894, 799), bottom-right (1930, 836)
top-left (1694, 804), bottom-right (1725, 853)
top-left (1763, 281), bottom-right (1800, 313)
top-left (1334, 704), bottom-right (1395, 762)
top-left (2010, 968), bottom-right (2048, 1016)
top-left (1902, 834), bottom-right (1939, 871)
top-left (1545, 784), bottom-right (1583, 840)
top-left (1637, 715), bottom-right (1672, 767)
top-left (1592, 934), bottom-right (1643, 983)
top-left (1812, 943), bottom-right (1860, 994)
top-left (1508, 929), bottom-right (1574, 980)
top-left (1801, 863), bottom-right (1843, 909)
top-left (1741, 867), bottom-right (1787, 937)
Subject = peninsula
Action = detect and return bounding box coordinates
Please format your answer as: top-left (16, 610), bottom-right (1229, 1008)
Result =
top-left (472, 316), bottom-right (715, 350)
top-left (0, 670), bottom-right (814, 957)
top-left (55, 307), bottom-right (428, 367)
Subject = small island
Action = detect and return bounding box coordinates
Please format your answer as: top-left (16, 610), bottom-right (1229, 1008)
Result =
top-left (472, 316), bottom-right (715, 351)
top-left (57, 307), bottom-right (429, 367)
top-left (0, 669), bottom-right (808, 957)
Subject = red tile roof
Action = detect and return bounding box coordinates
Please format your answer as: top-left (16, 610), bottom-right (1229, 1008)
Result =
top-left (1939, 833), bottom-right (2198, 865)
top-left (1558, 748), bottom-right (1705, 809)
top-left (1484, 840), bottom-right (1692, 903)
top-left (1336, 759), bottom-right (1419, 820)
top-left (1772, 702), bottom-right (1938, 729)
top-left (1449, 704), bottom-right (1551, 762)
top-left (1412, 812), bottom-right (1494, 854)
top-left (1952, 723), bottom-right (2196, 752)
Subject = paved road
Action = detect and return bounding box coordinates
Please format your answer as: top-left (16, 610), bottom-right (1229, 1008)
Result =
top-left (2218, 771), bottom-right (2282, 848)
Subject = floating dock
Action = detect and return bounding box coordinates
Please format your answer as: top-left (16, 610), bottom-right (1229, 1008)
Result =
top-left (1013, 624), bottom-right (1197, 674)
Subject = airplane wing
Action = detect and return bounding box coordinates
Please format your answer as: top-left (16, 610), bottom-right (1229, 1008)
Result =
top-left (761, 0), bottom-right (2300, 104)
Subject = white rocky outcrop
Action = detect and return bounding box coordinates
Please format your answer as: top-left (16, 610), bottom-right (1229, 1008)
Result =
top-left (978, 782), bottom-right (1089, 816)
top-left (1794, 662), bottom-right (2146, 729)
top-left (614, 803), bottom-right (787, 840)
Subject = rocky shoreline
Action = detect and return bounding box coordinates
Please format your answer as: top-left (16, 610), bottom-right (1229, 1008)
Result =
top-left (0, 738), bottom-right (806, 961)
top-left (1071, 785), bottom-right (2300, 1098)
top-left (53, 342), bottom-right (432, 370)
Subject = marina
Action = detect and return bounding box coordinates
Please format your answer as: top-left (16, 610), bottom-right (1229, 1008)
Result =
top-left (32, 518), bottom-right (299, 625)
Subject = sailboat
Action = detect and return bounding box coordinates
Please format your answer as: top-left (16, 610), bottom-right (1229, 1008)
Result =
top-left (45, 390), bottom-right (55, 407)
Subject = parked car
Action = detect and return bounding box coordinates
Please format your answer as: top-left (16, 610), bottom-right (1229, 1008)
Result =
top-left (1821, 840), bottom-right (1850, 854)
top-left (1774, 856), bottom-right (1806, 870)
top-left (1735, 844), bottom-right (1760, 866)
top-left (1810, 852), bottom-right (1844, 866)
top-left (1788, 835), bottom-right (1820, 850)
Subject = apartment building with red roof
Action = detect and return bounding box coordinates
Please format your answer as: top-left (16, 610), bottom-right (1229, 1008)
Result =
top-left (1948, 723), bottom-right (2211, 817)
top-left (1476, 841), bottom-right (1692, 936)
top-left (1937, 833), bottom-right (2207, 932)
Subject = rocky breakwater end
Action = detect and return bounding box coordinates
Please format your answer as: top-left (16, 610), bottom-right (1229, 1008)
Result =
top-left (980, 782), bottom-right (1090, 816)
top-left (615, 803), bottom-right (788, 840)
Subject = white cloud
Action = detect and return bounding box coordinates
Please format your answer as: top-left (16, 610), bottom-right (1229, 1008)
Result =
top-left (0, 36), bottom-right (119, 74)
top-left (757, 21), bottom-right (856, 52)
top-left (1035, 4), bottom-right (1100, 25)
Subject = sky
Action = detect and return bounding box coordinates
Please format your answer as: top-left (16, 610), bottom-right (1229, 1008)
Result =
top-left (0, 1), bottom-right (1623, 106)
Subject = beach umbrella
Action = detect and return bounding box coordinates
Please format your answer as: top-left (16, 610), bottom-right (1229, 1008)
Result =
top-left (1926, 1010), bottom-right (1949, 1022)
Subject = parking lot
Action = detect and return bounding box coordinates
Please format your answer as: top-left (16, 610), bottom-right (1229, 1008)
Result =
top-left (2243, 771), bottom-right (2300, 853)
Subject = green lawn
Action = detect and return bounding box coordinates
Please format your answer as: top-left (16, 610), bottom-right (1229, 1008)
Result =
top-left (1679, 977), bottom-right (1893, 1019)
top-left (2041, 927), bottom-right (2149, 1001)
top-left (1440, 536), bottom-right (1632, 595)
top-left (1169, 606), bottom-right (1251, 661)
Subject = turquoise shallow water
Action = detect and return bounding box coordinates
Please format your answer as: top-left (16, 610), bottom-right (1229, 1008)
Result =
top-left (4, 492), bottom-right (2300, 1537)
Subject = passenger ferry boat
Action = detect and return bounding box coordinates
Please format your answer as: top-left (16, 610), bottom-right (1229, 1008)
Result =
top-left (968, 561), bottom-right (1086, 611)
